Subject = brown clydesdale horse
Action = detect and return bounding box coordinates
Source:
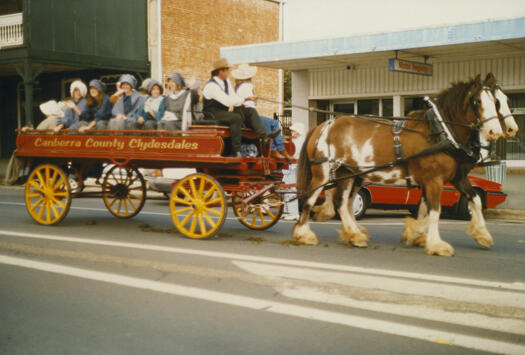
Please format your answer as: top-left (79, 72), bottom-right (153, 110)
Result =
top-left (294, 74), bottom-right (506, 256)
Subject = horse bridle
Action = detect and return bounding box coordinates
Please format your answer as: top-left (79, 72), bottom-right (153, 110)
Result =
top-left (468, 86), bottom-right (501, 131)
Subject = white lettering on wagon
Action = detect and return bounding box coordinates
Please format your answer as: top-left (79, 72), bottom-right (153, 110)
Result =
top-left (128, 138), bottom-right (199, 151)
top-left (34, 137), bottom-right (82, 148)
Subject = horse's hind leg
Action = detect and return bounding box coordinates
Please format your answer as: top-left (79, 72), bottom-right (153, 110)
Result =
top-left (312, 188), bottom-right (336, 222)
top-left (424, 180), bottom-right (454, 256)
top-left (336, 178), bottom-right (369, 247)
top-left (292, 170), bottom-right (328, 246)
top-left (402, 197), bottom-right (429, 247)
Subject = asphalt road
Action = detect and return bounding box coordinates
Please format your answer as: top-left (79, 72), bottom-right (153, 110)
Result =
top-left (1, 185), bottom-right (525, 354)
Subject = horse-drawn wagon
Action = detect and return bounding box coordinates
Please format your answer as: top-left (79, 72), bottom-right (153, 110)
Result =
top-left (15, 124), bottom-right (295, 239)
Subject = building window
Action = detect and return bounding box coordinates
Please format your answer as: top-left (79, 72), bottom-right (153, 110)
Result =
top-left (382, 98), bottom-right (393, 117)
top-left (357, 99), bottom-right (379, 115)
top-left (404, 97), bottom-right (426, 114)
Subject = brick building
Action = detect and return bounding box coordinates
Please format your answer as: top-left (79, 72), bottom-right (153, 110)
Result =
top-left (148, 0), bottom-right (282, 117)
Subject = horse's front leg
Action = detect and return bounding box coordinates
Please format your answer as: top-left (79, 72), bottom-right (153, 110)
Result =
top-left (452, 175), bottom-right (494, 248)
top-left (402, 197), bottom-right (429, 247)
top-left (424, 180), bottom-right (454, 256)
top-left (336, 178), bottom-right (369, 247)
top-left (312, 188), bottom-right (336, 222)
top-left (465, 193), bottom-right (493, 248)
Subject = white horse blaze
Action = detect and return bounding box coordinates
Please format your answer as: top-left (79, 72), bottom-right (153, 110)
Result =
top-left (479, 90), bottom-right (503, 141)
top-left (494, 88), bottom-right (519, 138)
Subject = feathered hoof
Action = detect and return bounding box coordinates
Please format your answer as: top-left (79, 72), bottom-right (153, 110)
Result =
top-left (293, 223), bottom-right (319, 246)
top-left (338, 228), bottom-right (369, 248)
top-left (401, 217), bottom-right (426, 247)
top-left (466, 222), bottom-right (493, 249)
top-left (425, 241), bottom-right (454, 256)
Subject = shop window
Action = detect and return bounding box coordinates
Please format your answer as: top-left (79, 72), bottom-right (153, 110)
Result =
top-left (357, 99), bottom-right (379, 115)
top-left (382, 99), bottom-right (393, 117)
top-left (497, 93), bottom-right (525, 161)
top-left (333, 103), bottom-right (354, 115)
top-left (405, 97), bottom-right (426, 114)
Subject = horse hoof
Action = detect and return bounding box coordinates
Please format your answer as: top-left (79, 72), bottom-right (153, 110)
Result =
top-left (425, 241), bottom-right (454, 256)
top-left (466, 223), bottom-right (493, 248)
top-left (338, 228), bottom-right (369, 247)
top-left (293, 224), bottom-right (319, 246)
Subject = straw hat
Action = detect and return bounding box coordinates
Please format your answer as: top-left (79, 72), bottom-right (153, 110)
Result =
top-left (211, 58), bottom-right (231, 72)
top-left (231, 64), bottom-right (258, 80)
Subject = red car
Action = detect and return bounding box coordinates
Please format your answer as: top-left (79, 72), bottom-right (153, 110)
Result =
top-left (353, 175), bottom-right (506, 220)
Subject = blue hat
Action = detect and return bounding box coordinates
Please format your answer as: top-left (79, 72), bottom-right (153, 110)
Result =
top-left (118, 74), bottom-right (137, 89)
top-left (147, 79), bottom-right (163, 95)
top-left (168, 72), bottom-right (185, 87)
top-left (88, 79), bottom-right (106, 93)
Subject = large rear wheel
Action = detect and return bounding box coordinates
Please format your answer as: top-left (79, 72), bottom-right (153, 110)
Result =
top-left (25, 163), bottom-right (71, 225)
top-left (102, 165), bottom-right (146, 218)
top-left (170, 173), bottom-right (227, 239)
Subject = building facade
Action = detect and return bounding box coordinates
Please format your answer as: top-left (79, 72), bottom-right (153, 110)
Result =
top-left (148, 0), bottom-right (281, 118)
top-left (223, 18), bottom-right (525, 167)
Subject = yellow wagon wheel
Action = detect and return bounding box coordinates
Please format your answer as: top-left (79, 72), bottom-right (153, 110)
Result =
top-left (25, 164), bottom-right (72, 225)
top-left (170, 173), bottom-right (227, 239)
top-left (102, 165), bottom-right (146, 219)
top-left (232, 190), bottom-right (283, 230)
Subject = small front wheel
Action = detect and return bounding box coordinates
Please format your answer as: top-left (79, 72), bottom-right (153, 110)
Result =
top-left (232, 190), bottom-right (283, 230)
top-left (102, 165), bottom-right (146, 218)
top-left (170, 173), bottom-right (227, 239)
top-left (25, 164), bottom-right (72, 225)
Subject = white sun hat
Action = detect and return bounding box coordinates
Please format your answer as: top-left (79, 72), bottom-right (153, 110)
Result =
top-left (231, 63), bottom-right (258, 80)
top-left (39, 100), bottom-right (64, 117)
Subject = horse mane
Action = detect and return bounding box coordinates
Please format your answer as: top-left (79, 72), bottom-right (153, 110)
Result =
top-left (435, 77), bottom-right (478, 122)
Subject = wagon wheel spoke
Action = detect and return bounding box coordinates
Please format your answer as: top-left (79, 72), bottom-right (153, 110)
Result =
top-left (116, 199), bottom-right (122, 214)
top-left (49, 169), bottom-right (59, 188)
top-left (204, 207), bottom-right (222, 216)
top-left (54, 178), bottom-right (66, 190)
top-left (251, 208), bottom-right (258, 225)
top-left (202, 186), bottom-right (217, 201)
top-left (259, 208), bottom-right (266, 225)
top-left (45, 202), bottom-right (51, 223)
top-left (35, 170), bottom-right (45, 187)
top-left (189, 214), bottom-right (198, 234)
top-left (123, 198), bottom-right (129, 215)
top-left (180, 210), bottom-right (195, 226)
top-left (30, 197), bottom-right (44, 212)
top-left (263, 207), bottom-right (275, 219)
top-left (128, 193), bottom-right (142, 200)
top-left (173, 207), bottom-right (193, 215)
top-left (129, 186), bottom-right (145, 191)
top-left (45, 166), bottom-right (50, 185)
top-left (27, 192), bottom-right (42, 199)
top-left (179, 185), bottom-right (195, 202)
top-left (242, 206), bottom-right (253, 218)
top-left (51, 196), bottom-right (66, 210)
top-left (173, 197), bottom-right (192, 205)
top-left (198, 214), bottom-right (207, 236)
top-left (205, 198), bottom-right (222, 206)
top-left (199, 178), bottom-right (205, 197)
top-left (49, 202), bottom-right (60, 220)
top-left (202, 211), bottom-right (217, 229)
top-left (189, 178), bottom-right (198, 200)
top-left (126, 197), bottom-right (137, 211)
top-left (30, 181), bottom-right (45, 193)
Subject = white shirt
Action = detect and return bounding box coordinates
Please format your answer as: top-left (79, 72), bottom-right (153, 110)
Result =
top-left (202, 77), bottom-right (243, 108)
top-left (236, 82), bottom-right (256, 109)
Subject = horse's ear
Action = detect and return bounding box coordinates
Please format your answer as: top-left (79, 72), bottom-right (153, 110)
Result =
top-left (484, 72), bottom-right (496, 87)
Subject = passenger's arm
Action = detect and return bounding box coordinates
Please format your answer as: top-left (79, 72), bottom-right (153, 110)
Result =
top-left (202, 83), bottom-right (243, 107)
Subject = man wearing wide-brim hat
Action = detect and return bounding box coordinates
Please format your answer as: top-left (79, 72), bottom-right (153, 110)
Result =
top-left (202, 58), bottom-right (269, 157)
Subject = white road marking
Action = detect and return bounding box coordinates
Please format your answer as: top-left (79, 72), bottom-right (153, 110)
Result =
top-left (1, 254), bottom-right (524, 354)
top-left (1, 229), bottom-right (524, 292)
top-left (234, 261), bottom-right (525, 335)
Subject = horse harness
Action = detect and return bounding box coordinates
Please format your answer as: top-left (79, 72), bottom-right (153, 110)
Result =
top-left (305, 88), bottom-right (498, 195)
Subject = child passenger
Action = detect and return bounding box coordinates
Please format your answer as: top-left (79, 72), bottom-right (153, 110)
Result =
top-left (54, 80), bottom-right (88, 132)
top-left (108, 74), bottom-right (146, 130)
top-left (160, 72), bottom-right (199, 131)
top-left (136, 80), bottom-right (166, 130)
top-left (78, 79), bottom-right (113, 132)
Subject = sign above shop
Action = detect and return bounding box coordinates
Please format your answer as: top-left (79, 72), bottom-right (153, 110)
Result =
top-left (388, 58), bottom-right (433, 76)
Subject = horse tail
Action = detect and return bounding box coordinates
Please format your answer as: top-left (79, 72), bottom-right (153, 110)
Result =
top-left (296, 127), bottom-right (316, 196)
